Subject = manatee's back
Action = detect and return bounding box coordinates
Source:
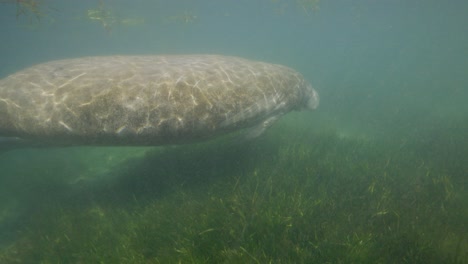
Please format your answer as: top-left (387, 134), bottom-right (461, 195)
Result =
top-left (0, 55), bottom-right (311, 145)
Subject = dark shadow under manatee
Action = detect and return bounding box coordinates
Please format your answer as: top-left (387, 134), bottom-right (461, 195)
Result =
top-left (62, 133), bottom-right (279, 210)
top-left (0, 129), bottom-right (279, 250)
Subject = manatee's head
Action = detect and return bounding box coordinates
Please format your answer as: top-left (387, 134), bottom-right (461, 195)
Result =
top-left (302, 83), bottom-right (319, 110)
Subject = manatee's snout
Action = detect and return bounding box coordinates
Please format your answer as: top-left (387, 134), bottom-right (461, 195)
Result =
top-left (305, 84), bottom-right (319, 110)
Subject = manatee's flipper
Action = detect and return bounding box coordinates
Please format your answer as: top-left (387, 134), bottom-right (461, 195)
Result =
top-left (245, 115), bottom-right (282, 139)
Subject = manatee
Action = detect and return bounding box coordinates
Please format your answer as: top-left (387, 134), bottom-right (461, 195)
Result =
top-left (0, 55), bottom-right (318, 146)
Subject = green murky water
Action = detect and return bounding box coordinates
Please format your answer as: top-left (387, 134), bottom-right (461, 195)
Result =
top-left (0, 0), bottom-right (467, 263)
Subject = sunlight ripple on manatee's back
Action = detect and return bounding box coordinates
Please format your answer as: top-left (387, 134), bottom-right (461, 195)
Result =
top-left (0, 55), bottom-right (319, 146)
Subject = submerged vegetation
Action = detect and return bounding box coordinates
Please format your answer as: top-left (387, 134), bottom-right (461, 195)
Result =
top-left (2, 0), bottom-right (322, 32)
top-left (0, 0), bottom-right (54, 22)
top-left (0, 116), bottom-right (466, 263)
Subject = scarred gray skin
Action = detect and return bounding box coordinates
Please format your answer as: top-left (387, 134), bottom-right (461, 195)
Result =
top-left (0, 55), bottom-right (318, 146)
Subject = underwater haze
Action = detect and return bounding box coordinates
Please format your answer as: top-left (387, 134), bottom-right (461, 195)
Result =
top-left (0, 0), bottom-right (467, 263)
